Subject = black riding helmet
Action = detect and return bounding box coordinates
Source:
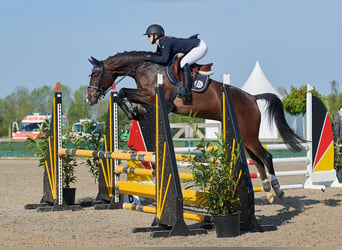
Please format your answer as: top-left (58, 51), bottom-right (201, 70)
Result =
top-left (144, 24), bottom-right (164, 44)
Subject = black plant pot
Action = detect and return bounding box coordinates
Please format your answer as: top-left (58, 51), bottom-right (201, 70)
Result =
top-left (63, 188), bottom-right (76, 205)
top-left (336, 171), bottom-right (342, 183)
top-left (213, 211), bottom-right (240, 237)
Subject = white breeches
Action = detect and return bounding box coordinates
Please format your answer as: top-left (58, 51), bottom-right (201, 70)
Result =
top-left (180, 40), bottom-right (208, 68)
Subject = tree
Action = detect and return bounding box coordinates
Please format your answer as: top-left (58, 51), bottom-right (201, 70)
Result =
top-left (97, 101), bottom-right (131, 138)
top-left (324, 80), bottom-right (340, 119)
top-left (283, 85), bottom-right (322, 138)
top-left (31, 85), bottom-right (52, 113)
top-left (1, 95), bottom-right (19, 137)
top-left (67, 86), bottom-right (92, 125)
top-left (283, 85), bottom-right (322, 116)
top-left (51, 83), bottom-right (73, 115)
top-left (0, 87), bottom-right (34, 136)
top-left (0, 98), bottom-right (4, 137)
top-left (89, 96), bottom-right (109, 122)
top-left (14, 87), bottom-right (34, 120)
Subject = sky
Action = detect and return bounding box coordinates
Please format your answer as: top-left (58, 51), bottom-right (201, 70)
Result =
top-left (1, 0), bottom-right (341, 99)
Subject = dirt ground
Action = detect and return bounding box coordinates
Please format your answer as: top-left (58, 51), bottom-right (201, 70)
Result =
top-left (1, 159), bottom-right (342, 247)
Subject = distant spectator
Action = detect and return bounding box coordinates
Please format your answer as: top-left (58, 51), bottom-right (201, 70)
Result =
top-left (334, 105), bottom-right (342, 147)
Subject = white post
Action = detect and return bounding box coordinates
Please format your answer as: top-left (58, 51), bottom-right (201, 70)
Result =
top-left (223, 73), bottom-right (230, 85)
top-left (306, 84), bottom-right (313, 176)
top-left (304, 84), bottom-right (326, 190)
top-left (157, 73), bottom-right (163, 85)
top-left (57, 92), bottom-right (63, 205)
top-left (113, 91), bottom-right (119, 203)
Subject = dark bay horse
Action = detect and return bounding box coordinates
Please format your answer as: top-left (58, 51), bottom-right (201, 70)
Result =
top-left (86, 51), bottom-right (306, 203)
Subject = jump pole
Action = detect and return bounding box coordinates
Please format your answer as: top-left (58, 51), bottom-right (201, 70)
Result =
top-left (58, 76), bottom-right (208, 237)
top-left (174, 84), bottom-right (342, 190)
top-left (221, 80), bottom-right (276, 232)
top-left (86, 86), bottom-right (150, 209)
top-left (124, 76), bottom-right (275, 232)
top-left (304, 84), bottom-right (342, 188)
top-left (226, 83), bottom-right (341, 190)
top-left (94, 87), bottom-right (122, 208)
top-left (24, 82), bottom-right (82, 212)
top-left (129, 74), bottom-right (207, 237)
top-left (123, 203), bottom-right (213, 223)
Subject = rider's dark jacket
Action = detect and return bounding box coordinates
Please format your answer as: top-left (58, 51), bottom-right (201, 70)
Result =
top-left (334, 114), bottom-right (342, 145)
top-left (149, 35), bottom-right (200, 65)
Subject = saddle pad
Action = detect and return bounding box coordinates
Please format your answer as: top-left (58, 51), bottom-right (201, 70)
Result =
top-left (165, 65), bottom-right (211, 94)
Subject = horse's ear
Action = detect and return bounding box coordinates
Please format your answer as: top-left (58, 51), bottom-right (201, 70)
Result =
top-left (88, 57), bottom-right (95, 65)
top-left (90, 56), bottom-right (101, 66)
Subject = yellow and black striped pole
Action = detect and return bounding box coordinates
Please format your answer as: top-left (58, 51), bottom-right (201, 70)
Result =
top-left (127, 74), bottom-right (207, 237)
top-left (153, 79), bottom-right (191, 237)
top-left (123, 203), bottom-right (213, 223)
top-left (222, 81), bottom-right (260, 230)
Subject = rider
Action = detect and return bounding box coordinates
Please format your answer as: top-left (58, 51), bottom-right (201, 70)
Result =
top-left (143, 24), bottom-right (208, 105)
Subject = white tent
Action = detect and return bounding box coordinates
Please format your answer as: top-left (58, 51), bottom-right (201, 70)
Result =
top-left (241, 61), bottom-right (282, 140)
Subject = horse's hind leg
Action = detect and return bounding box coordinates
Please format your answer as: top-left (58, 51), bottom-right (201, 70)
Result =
top-left (260, 149), bottom-right (284, 200)
top-left (246, 143), bottom-right (284, 200)
top-left (245, 148), bottom-right (274, 203)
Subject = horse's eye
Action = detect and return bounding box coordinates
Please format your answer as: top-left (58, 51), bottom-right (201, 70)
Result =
top-left (89, 71), bottom-right (99, 78)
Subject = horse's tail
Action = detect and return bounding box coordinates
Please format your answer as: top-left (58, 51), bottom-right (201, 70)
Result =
top-left (255, 93), bottom-right (306, 152)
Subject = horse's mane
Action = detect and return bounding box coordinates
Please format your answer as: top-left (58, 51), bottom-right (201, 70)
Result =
top-left (104, 51), bottom-right (161, 68)
top-left (108, 51), bottom-right (158, 61)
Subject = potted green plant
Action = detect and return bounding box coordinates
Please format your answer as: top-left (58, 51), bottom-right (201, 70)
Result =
top-left (78, 120), bottom-right (105, 182)
top-left (26, 121), bottom-right (79, 205)
top-left (184, 134), bottom-right (242, 237)
top-left (61, 126), bottom-right (80, 204)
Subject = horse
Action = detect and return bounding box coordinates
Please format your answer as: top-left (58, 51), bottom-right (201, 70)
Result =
top-left (86, 51), bottom-right (306, 203)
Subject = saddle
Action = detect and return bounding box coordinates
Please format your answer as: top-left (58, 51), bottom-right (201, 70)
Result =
top-left (172, 53), bottom-right (214, 81)
top-left (164, 54), bottom-right (213, 96)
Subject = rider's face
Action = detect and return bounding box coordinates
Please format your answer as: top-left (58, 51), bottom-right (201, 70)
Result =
top-left (339, 108), bottom-right (342, 117)
top-left (147, 34), bottom-right (154, 44)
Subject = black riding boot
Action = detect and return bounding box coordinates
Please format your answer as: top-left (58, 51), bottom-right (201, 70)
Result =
top-left (182, 63), bottom-right (193, 105)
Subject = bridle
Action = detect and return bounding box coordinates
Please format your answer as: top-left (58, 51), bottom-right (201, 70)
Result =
top-left (88, 57), bottom-right (147, 101)
top-left (88, 60), bottom-right (108, 100)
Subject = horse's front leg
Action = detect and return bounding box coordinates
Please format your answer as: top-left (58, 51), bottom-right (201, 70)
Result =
top-left (119, 87), bottom-right (154, 105)
top-left (118, 88), bottom-right (154, 120)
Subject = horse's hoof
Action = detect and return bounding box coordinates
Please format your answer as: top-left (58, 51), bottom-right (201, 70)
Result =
top-left (265, 192), bottom-right (274, 203)
top-left (135, 105), bottom-right (147, 114)
top-left (262, 179), bottom-right (271, 192)
top-left (272, 186), bottom-right (285, 200)
top-left (271, 179), bottom-right (284, 200)
top-left (276, 190), bottom-right (285, 200)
